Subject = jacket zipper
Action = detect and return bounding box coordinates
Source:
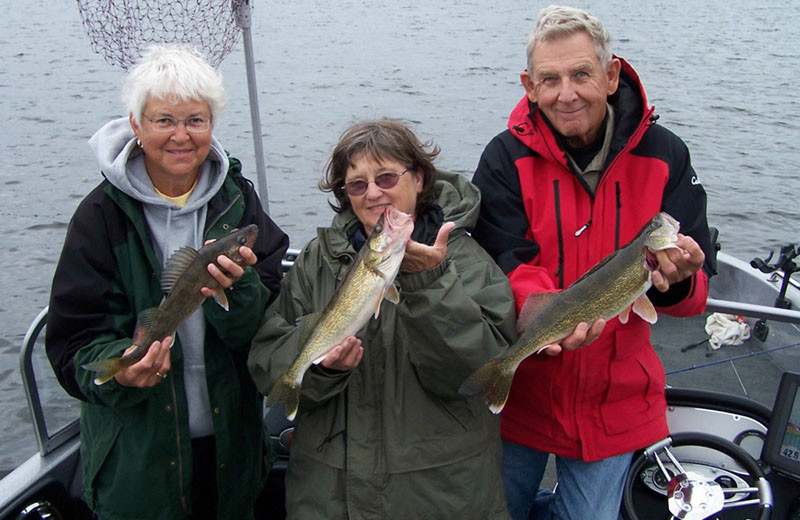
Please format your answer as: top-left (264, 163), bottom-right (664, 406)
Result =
top-left (553, 180), bottom-right (565, 289)
top-left (615, 182), bottom-right (622, 250)
top-left (169, 375), bottom-right (187, 511)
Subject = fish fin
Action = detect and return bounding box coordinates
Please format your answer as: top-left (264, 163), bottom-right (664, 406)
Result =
top-left (458, 356), bottom-right (515, 414)
top-left (619, 305), bottom-right (631, 324)
top-left (265, 372), bottom-right (302, 421)
top-left (383, 283), bottom-right (400, 305)
top-left (373, 297), bottom-right (382, 319)
top-left (133, 308), bottom-right (164, 344)
top-left (632, 294), bottom-right (658, 324)
top-left (312, 354), bottom-right (327, 365)
top-left (536, 344), bottom-right (558, 355)
top-left (161, 246), bottom-right (200, 294)
top-left (214, 290), bottom-right (229, 311)
top-left (517, 292), bottom-right (557, 335)
top-left (81, 357), bottom-right (127, 385)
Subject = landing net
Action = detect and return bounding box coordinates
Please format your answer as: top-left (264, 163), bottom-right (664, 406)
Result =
top-left (76, 0), bottom-right (247, 69)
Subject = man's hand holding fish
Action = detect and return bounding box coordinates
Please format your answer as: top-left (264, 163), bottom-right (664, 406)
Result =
top-left (650, 233), bottom-right (707, 292)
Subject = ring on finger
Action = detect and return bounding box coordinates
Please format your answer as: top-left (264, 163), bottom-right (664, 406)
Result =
top-left (155, 371), bottom-right (167, 379)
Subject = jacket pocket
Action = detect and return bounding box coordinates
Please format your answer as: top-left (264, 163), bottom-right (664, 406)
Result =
top-left (434, 396), bottom-right (482, 432)
top-left (599, 325), bottom-right (664, 436)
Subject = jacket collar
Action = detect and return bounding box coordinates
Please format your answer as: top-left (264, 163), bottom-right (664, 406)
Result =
top-left (508, 56), bottom-right (651, 166)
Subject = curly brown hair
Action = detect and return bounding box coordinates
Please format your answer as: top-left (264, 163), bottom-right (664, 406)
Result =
top-left (319, 119), bottom-right (440, 215)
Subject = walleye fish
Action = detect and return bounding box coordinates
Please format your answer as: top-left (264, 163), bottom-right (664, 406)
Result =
top-left (459, 212), bottom-right (682, 414)
top-left (267, 206), bottom-right (414, 420)
top-left (82, 225), bottom-right (259, 385)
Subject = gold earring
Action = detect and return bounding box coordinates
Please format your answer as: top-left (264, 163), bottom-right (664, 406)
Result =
top-left (137, 139), bottom-right (142, 147)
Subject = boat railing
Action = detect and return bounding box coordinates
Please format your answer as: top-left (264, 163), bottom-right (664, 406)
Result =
top-left (19, 306), bottom-right (79, 458)
top-left (15, 249), bottom-right (800, 462)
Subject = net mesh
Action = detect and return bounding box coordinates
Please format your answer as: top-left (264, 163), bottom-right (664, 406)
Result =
top-left (76, 0), bottom-right (247, 69)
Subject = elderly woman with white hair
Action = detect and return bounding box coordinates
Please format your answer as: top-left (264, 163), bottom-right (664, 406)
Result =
top-left (46, 46), bottom-right (289, 519)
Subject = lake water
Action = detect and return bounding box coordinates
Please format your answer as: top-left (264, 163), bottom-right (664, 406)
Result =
top-left (0, 0), bottom-right (798, 475)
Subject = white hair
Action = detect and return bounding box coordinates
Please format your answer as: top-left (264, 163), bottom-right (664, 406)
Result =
top-left (526, 5), bottom-right (612, 71)
top-left (122, 45), bottom-right (227, 126)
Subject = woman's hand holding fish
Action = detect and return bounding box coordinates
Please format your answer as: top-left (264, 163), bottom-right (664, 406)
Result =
top-left (400, 221), bottom-right (455, 272)
top-left (651, 234), bottom-right (705, 292)
top-left (320, 336), bottom-right (364, 371)
top-left (114, 336), bottom-right (173, 387)
top-left (201, 246), bottom-right (257, 298)
top-left (541, 319), bottom-right (606, 357)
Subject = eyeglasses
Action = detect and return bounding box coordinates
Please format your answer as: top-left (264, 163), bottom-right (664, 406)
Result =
top-left (340, 169), bottom-right (410, 196)
top-left (143, 115), bottom-right (212, 133)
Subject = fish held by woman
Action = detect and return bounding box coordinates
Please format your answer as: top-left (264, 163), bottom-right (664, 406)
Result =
top-left (459, 212), bottom-right (682, 413)
top-left (81, 224), bottom-right (259, 385)
top-left (267, 206), bottom-right (414, 420)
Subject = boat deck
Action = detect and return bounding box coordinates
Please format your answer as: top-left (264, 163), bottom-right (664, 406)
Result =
top-left (655, 311), bottom-right (800, 409)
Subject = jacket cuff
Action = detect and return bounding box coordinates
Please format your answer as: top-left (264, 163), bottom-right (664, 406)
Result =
top-left (396, 258), bottom-right (450, 293)
top-left (647, 275), bottom-right (692, 307)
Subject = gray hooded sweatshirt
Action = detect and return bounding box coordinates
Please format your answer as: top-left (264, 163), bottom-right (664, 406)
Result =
top-left (89, 116), bottom-right (229, 438)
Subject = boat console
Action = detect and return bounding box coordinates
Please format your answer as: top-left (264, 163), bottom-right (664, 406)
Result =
top-left (624, 372), bottom-right (800, 520)
top-left (762, 372), bottom-right (800, 483)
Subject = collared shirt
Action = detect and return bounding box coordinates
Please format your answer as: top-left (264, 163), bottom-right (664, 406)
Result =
top-left (566, 103), bottom-right (615, 194)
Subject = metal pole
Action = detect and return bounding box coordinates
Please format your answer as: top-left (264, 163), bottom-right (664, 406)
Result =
top-left (705, 298), bottom-right (800, 324)
top-left (233, 0), bottom-right (270, 214)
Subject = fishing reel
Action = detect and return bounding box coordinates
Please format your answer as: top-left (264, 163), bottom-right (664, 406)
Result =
top-left (749, 244), bottom-right (799, 342)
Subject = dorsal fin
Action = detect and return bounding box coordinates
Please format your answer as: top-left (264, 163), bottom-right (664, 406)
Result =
top-left (161, 246), bottom-right (199, 294)
top-left (517, 292), bottom-right (558, 335)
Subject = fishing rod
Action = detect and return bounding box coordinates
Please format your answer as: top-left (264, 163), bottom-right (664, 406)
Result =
top-left (667, 341), bottom-right (800, 375)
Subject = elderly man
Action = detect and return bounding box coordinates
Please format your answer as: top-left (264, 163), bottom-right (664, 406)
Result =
top-left (472, 5), bottom-right (714, 520)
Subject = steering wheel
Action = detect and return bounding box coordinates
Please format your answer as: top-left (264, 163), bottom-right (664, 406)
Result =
top-left (622, 432), bottom-right (773, 520)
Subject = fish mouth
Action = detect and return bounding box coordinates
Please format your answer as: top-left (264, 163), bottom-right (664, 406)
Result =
top-left (242, 224), bottom-right (259, 248)
top-left (644, 247), bottom-right (659, 271)
top-left (383, 206), bottom-right (413, 231)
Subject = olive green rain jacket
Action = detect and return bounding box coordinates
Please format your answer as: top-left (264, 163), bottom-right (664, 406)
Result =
top-left (248, 170), bottom-right (516, 519)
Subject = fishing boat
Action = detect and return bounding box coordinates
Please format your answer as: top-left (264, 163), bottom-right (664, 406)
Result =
top-left (1, 239), bottom-right (798, 520)
top-left (3, 2), bottom-right (798, 518)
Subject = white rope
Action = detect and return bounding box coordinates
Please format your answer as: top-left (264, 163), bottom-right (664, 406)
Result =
top-left (704, 313), bottom-right (751, 350)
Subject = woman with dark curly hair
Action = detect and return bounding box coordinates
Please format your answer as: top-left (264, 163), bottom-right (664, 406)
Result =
top-left (249, 119), bottom-right (516, 519)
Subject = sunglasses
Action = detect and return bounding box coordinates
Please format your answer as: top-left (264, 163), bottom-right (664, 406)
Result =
top-left (340, 169), bottom-right (410, 196)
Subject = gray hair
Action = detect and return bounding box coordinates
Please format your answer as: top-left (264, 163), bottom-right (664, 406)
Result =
top-left (526, 5), bottom-right (612, 71)
top-left (122, 45), bottom-right (227, 126)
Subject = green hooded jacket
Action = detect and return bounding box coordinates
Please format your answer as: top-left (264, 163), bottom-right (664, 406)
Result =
top-left (248, 170), bottom-right (516, 519)
top-left (47, 158), bottom-right (289, 519)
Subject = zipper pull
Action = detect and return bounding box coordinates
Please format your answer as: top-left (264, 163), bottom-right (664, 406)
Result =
top-left (574, 219), bottom-right (592, 237)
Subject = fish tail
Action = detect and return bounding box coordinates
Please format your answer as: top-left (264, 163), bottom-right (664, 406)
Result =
top-left (81, 358), bottom-right (127, 386)
top-left (266, 373), bottom-right (301, 421)
top-left (458, 357), bottom-right (514, 414)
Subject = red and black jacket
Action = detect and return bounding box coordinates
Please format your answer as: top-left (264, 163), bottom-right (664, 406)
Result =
top-left (472, 58), bottom-right (713, 461)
